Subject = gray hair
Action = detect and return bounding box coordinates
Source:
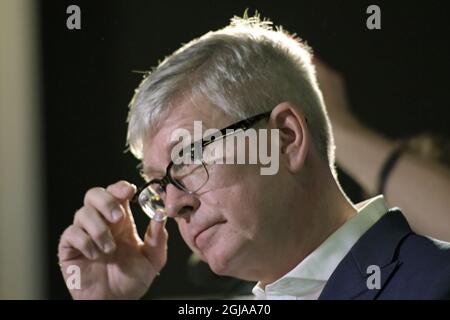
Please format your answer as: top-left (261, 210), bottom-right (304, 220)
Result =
top-left (126, 13), bottom-right (335, 169)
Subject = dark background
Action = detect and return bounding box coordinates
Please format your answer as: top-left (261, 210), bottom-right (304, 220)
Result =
top-left (39, 0), bottom-right (450, 299)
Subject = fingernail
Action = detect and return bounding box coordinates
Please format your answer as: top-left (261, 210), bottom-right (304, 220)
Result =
top-left (90, 248), bottom-right (99, 260)
top-left (111, 209), bottom-right (123, 222)
top-left (103, 240), bottom-right (116, 254)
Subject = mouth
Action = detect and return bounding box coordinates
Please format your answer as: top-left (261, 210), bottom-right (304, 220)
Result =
top-left (193, 220), bottom-right (226, 247)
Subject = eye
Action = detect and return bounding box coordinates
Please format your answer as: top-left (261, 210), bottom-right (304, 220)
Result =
top-left (147, 183), bottom-right (165, 194)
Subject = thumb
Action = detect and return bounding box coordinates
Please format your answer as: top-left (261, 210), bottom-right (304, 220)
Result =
top-left (141, 219), bottom-right (168, 272)
top-left (143, 219), bottom-right (168, 248)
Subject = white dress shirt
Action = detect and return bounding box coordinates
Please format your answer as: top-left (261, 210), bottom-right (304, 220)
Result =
top-left (252, 195), bottom-right (389, 300)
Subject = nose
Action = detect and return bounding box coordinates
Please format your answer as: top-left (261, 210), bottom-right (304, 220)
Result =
top-left (164, 184), bottom-right (200, 221)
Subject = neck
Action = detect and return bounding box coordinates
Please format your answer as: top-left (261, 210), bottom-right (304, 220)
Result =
top-left (259, 163), bottom-right (357, 287)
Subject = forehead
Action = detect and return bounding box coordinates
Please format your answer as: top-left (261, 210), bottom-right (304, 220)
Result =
top-left (141, 97), bottom-right (231, 174)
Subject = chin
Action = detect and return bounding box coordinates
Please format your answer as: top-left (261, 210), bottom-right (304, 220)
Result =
top-left (204, 242), bottom-right (243, 278)
top-left (207, 256), bottom-right (232, 277)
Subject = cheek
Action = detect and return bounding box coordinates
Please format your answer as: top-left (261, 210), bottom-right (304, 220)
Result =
top-left (225, 176), bottom-right (283, 239)
top-left (214, 189), bottom-right (260, 240)
top-left (176, 220), bottom-right (193, 248)
top-left (204, 171), bottom-right (268, 232)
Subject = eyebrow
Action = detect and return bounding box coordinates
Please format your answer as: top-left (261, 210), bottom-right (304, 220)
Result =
top-left (138, 162), bottom-right (163, 180)
top-left (138, 140), bottom-right (185, 178)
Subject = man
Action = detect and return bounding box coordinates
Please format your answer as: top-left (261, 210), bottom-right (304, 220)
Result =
top-left (58, 14), bottom-right (450, 299)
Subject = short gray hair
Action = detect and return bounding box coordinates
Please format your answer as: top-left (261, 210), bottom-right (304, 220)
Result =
top-left (127, 13), bottom-right (335, 169)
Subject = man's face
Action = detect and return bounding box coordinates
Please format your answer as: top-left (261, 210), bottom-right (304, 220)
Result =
top-left (142, 98), bottom-right (292, 280)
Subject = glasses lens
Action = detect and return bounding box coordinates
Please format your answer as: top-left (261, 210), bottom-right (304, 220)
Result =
top-left (170, 162), bottom-right (208, 193)
top-left (138, 182), bottom-right (167, 221)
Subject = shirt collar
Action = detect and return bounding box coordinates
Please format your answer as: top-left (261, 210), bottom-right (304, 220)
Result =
top-left (253, 195), bottom-right (389, 299)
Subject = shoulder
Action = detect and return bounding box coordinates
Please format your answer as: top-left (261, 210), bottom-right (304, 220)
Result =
top-left (401, 233), bottom-right (450, 275)
top-left (356, 209), bottom-right (450, 299)
top-left (387, 229), bottom-right (450, 299)
top-left (400, 233), bottom-right (450, 262)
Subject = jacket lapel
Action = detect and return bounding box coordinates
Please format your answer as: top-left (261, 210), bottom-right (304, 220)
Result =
top-left (319, 209), bottom-right (412, 300)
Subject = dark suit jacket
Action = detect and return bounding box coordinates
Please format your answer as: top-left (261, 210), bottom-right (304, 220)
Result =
top-left (319, 209), bottom-right (450, 299)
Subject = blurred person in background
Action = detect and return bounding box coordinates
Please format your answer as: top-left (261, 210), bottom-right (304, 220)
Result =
top-left (315, 60), bottom-right (450, 242)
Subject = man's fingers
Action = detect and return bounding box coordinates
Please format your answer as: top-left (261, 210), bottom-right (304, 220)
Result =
top-left (84, 187), bottom-right (125, 223)
top-left (59, 225), bottom-right (101, 261)
top-left (61, 181), bottom-right (139, 263)
top-left (106, 180), bottom-right (138, 227)
top-left (106, 180), bottom-right (137, 203)
top-left (73, 207), bottom-right (116, 254)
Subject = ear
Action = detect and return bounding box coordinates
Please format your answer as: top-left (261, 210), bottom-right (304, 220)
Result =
top-left (269, 102), bottom-right (309, 173)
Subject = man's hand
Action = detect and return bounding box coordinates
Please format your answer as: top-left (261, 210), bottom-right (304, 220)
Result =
top-left (57, 180), bottom-right (168, 299)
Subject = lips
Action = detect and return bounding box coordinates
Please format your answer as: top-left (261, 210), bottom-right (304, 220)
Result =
top-left (193, 220), bottom-right (226, 247)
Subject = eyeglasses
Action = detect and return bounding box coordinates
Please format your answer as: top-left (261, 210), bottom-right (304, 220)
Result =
top-left (131, 111), bottom-right (272, 221)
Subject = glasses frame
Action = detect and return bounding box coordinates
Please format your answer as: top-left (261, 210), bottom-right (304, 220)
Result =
top-left (131, 110), bottom-right (272, 205)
